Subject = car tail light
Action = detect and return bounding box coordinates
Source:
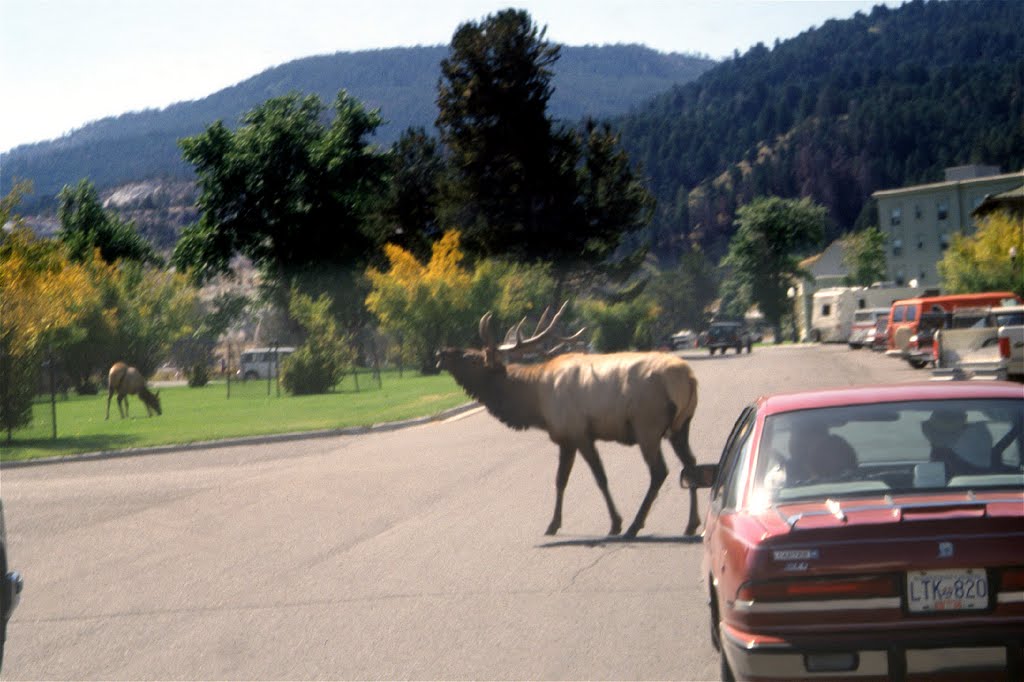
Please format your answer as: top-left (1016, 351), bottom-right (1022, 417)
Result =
top-left (999, 336), bottom-right (1011, 360)
top-left (738, 574), bottom-right (899, 602)
top-left (1000, 567), bottom-right (1024, 591)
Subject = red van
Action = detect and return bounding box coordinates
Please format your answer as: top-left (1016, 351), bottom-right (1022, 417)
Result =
top-left (886, 292), bottom-right (1022, 359)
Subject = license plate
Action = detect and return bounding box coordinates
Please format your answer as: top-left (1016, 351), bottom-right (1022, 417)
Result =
top-left (906, 568), bottom-right (989, 613)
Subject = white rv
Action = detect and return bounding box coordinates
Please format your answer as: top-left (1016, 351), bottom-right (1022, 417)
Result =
top-left (237, 346), bottom-right (296, 380)
top-left (810, 284), bottom-right (934, 343)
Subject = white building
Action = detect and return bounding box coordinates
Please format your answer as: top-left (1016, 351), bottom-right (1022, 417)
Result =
top-left (872, 166), bottom-right (1024, 286)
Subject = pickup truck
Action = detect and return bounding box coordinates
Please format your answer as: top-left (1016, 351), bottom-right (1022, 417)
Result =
top-left (702, 320), bottom-right (753, 355)
top-left (932, 304), bottom-right (1024, 381)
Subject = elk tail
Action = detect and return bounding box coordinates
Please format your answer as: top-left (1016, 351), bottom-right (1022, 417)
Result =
top-left (667, 365), bottom-right (698, 434)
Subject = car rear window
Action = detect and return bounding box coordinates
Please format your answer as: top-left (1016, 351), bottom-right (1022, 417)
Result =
top-left (995, 312), bottom-right (1024, 326)
top-left (751, 398), bottom-right (1023, 505)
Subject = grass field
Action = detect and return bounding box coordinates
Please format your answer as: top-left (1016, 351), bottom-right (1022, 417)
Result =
top-left (1, 370), bottom-right (470, 463)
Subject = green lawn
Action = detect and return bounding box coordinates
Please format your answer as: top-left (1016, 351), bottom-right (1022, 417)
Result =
top-left (1, 370), bottom-right (470, 462)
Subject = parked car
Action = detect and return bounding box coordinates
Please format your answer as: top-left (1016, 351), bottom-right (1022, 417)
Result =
top-left (669, 329), bottom-right (697, 350)
top-left (847, 307), bottom-right (891, 349)
top-left (862, 315), bottom-right (888, 352)
top-left (704, 321), bottom-right (753, 355)
top-left (1, 500), bottom-right (24, 672)
top-left (237, 346), bottom-right (296, 380)
top-left (694, 381), bottom-right (1024, 681)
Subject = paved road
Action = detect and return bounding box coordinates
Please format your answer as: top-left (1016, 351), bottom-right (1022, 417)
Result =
top-left (1, 345), bottom-right (924, 680)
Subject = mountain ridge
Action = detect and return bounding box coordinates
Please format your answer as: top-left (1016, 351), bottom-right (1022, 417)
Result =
top-left (2, 44), bottom-right (716, 209)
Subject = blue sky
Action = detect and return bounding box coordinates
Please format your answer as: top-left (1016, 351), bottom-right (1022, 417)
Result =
top-left (1, 0), bottom-right (899, 151)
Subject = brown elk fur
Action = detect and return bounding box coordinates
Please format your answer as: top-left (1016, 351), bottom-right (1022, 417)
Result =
top-left (106, 362), bottom-right (162, 419)
top-left (437, 338), bottom-right (701, 538)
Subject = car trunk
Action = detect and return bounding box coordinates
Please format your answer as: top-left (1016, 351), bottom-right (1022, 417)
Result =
top-left (728, 491), bottom-right (1024, 634)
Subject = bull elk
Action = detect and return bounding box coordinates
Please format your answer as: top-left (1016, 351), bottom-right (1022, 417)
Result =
top-left (437, 302), bottom-right (701, 538)
top-left (106, 362), bottom-right (162, 419)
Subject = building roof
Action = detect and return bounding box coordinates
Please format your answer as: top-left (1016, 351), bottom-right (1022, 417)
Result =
top-left (871, 171), bottom-right (1024, 198)
top-left (800, 239), bottom-right (847, 279)
top-left (971, 184), bottom-right (1024, 218)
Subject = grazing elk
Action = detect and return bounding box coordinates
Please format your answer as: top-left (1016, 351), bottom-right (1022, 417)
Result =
top-left (106, 362), bottom-right (162, 419)
top-left (437, 302), bottom-right (701, 538)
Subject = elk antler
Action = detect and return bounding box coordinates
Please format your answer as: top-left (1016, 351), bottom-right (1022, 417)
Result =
top-left (497, 301), bottom-right (587, 354)
top-left (479, 311), bottom-right (498, 364)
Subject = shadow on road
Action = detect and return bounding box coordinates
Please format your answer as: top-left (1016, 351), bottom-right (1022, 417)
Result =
top-left (537, 534), bottom-right (703, 549)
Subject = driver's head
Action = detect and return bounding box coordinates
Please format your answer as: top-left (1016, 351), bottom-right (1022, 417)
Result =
top-left (921, 408), bottom-right (967, 448)
top-left (790, 419), bottom-right (830, 462)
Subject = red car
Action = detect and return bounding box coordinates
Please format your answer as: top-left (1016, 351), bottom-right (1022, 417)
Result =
top-left (695, 381), bottom-right (1024, 681)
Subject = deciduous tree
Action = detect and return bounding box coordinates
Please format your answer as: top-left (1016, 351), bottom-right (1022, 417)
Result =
top-left (721, 196), bottom-right (827, 338)
top-left (173, 91), bottom-right (389, 327)
top-left (842, 225), bottom-right (888, 286)
top-left (366, 230), bottom-right (477, 372)
top-left (938, 212), bottom-right (1024, 297)
top-left (1, 187), bottom-right (100, 438)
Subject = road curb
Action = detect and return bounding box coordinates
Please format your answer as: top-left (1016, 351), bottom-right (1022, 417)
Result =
top-left (0, 401), bottom-right (481, 469)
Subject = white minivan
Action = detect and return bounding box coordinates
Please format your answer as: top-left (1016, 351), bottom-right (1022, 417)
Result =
top-left (237, 347), bottom-right (295, 380)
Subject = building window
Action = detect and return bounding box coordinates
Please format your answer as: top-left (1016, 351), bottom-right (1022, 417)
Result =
top-left (820, 304), bottom-right (832, 317)
top-left (890, 207), bottom-right (902, 226)
top-left (917, 233), bottom-right (925, 250)
top-left (919, 270), bottom-right (927, 282)
top-left (940, 233), bottom-right (951, 251)
top-left (893, 238), bottom-right (903, 256)
top-left (914, 204), bottom-right (922, 220)
top-left (937, 201), bottom-right (949, 221)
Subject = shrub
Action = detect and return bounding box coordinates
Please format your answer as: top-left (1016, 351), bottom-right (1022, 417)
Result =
top-left (280, 290), bottom-right (354, 395)
top-left (187, 362), bottom-right (209, 387)
top-left (280, 346), bottom-right (338, 395)
top-left (579, 297), bottom-right (659, 352)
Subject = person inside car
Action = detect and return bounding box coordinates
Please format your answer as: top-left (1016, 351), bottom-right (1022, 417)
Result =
top-left (921, 408), bottom-right (991, 480)
top-left (784, 420), bottom-right (859, 486)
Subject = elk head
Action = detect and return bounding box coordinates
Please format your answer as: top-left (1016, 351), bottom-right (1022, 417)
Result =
top-left (436, 302), bottom-right (587, 374)
top-left (479, 301), bottom-right (587, 366)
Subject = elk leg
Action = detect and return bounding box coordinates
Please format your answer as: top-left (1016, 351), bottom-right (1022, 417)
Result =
top-left (546, 444), bottom-right (576, 535)
top-left (624, 442), bottom-right (668, 538)
top-left (578, 441), bottom-right (622, 536)
top-left (669, 420), bottom-right (702, 535)
top-left (106, 388), bottom-right (114, 420)
top-left (118, 394), bottom-right (128, 419)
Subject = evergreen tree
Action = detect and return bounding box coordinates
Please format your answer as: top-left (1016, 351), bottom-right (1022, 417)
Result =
top-left (372, 127), bottom-right (445, 263)
top-left (436, 8), bottom-right (576, 264)
top-left (57, 179), bottom-right (160, 266)
top-left (435, 9), bottom-right (651, 286)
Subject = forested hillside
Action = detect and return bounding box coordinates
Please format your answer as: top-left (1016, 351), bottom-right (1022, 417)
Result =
top-left (2, 45), bottom-right (713, 210)
top-left (617, 0), bottom-right (1024, 261)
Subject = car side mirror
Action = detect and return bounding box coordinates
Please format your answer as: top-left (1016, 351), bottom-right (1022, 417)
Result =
top-left (682, 463), bottom-right (718, 488)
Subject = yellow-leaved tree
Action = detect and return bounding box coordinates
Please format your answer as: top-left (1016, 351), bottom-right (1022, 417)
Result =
top-left (1, 190), bottom-right (101, 439)
top-left (366, 230), bottom-right (477, 372)
top-left (366, 230), bottom-right (558, 372)
top-left (938, 212), bottom-right (1024, 297)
